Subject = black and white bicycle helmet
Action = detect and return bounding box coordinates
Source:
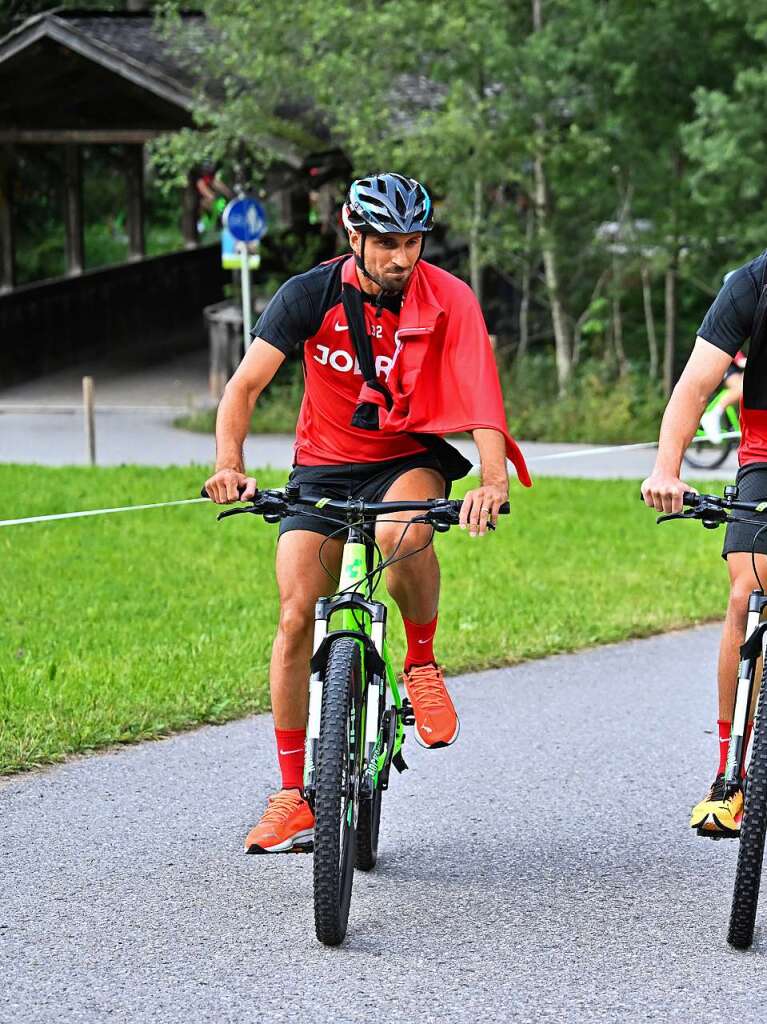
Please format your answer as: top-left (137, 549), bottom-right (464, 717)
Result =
top-left (342, 173), bottom-right (434, 235)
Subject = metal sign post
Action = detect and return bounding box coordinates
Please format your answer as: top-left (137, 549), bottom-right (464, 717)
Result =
top-left (223, 197), bottom-right (267, 353)
top-left (238, 241), bottom-right (252, 347)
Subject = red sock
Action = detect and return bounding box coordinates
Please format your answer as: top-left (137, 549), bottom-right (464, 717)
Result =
top-left (275, 727), bottom-right (305, 790)
top-left (718, 719), bottom-right (755, 778)
top-left (403, 614), bottom-right (438, 671)
top-left (717, 719), bottom-right (731, 775)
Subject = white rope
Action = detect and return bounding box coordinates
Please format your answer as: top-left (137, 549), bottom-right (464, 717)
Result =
top-left (0, 431), bottom-right (741, 530)
top-left (0, 497), bottom-right (208, 529)
top-left (523, 431), bottom-right (739, 463)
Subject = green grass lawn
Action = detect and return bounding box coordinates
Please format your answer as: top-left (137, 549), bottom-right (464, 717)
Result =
top-left (0, 465), bottom-right (728, 774)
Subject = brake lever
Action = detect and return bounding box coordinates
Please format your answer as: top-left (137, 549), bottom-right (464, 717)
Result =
top-left (216, 505), bottom-right (261, 521)
top-left (657, 505), bottom-right (729, 528)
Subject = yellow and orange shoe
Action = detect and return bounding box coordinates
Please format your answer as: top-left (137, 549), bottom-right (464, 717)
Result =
top-left (403, 663), bottom-right (460, 749)
top-left (244, 789), bottom-right (314, 854)
top-left (690, 774), bottom-right (744, 837)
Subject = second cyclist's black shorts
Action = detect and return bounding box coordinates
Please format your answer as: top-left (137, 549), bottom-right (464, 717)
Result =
top-left (278, 451), bottom-right (450, 539)
top-left (722, 463), bottom-right (767, 559)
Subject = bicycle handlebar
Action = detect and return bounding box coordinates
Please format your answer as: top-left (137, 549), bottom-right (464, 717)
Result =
top-left (200, 485), bottom-right (510, 523)
top-left (642, 488), bottom-right (767, 529)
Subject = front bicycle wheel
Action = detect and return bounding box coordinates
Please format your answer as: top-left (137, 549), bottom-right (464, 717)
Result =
top-left (313, 636), bottom-right (363, 946)
top-left (728, 662), bottom-right (767, 949)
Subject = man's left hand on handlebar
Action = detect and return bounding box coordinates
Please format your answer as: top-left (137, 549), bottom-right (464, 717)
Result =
top-left (459, 482), bottom-right (509, 537)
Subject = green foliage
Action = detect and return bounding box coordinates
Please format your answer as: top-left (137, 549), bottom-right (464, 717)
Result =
top-left (505, 357), bottom-right (667, 443)
top-left (149, 0), bottom-right (764, 392)
top-left (0, 465), bottom-right (727, 773)
top-left (13, 145), bottom-right (185, 285)
top-left (176, 361), bottom-right (304, 435)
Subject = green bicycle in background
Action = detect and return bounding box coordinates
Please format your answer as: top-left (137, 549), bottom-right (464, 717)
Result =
top-left (683, 384), bottom-right (741, 471)
top-left (212, 482), bottom-right (510, 946)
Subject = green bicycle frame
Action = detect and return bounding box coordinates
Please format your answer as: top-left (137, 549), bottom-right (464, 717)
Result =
top-left (696, 390), bottom-right (740, 440)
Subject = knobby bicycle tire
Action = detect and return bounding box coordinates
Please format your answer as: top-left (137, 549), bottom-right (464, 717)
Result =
top-left (313, 636), bottom-right (363, 946)
top-left (728, 659), bottom-right (767, 949)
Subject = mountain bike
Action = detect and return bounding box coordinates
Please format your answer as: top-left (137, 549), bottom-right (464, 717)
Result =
top-left (654, 488), bottom-right (767, 948)
top-left (206, 482), bottom-right (509, 946)
top-left (683, 387), bottom-right (740, 471)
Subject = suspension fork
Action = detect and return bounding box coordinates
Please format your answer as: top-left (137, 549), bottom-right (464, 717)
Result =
top-left (725, 590), bottom-right (767, 786)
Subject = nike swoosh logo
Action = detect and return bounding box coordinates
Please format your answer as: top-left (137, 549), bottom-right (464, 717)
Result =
top-left (279, 747), bottom-right (304, 755)
top-left (417, 638), bottom-right (433, 644)
top-left (334, 322), bottom-right (348, 332)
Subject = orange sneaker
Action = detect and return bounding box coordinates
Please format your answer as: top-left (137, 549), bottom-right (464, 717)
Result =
top-left (244, 789), bottom-right (315, 854)
top-left (403, 663), bottom-right (460, 748)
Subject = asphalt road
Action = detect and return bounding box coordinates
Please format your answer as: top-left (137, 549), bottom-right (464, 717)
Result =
top-left (0, 408), bottom-right (738, 481)
top-left (3, 625), bottom-right (766, 1023)
top-left (0, 349), bottom-right (738, 478)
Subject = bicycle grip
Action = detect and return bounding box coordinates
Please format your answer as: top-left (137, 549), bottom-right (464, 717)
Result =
top-left (498, 502), bottom-right (510, 515)
top-left (200, 483), bottom-right (255, 500)
top-left (682, 491), bottom-right (700, 507)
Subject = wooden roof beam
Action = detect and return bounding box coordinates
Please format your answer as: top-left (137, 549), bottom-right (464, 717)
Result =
top-left (0, 130), bottom-right (169, 144)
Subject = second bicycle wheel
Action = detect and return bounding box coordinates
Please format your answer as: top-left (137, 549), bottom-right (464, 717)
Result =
top-left (313, 636), bottom-right (363, 946)
top-left (728, 661), bottom-right (767, 949)
top-left (683, 417), bottom-right (734, 471)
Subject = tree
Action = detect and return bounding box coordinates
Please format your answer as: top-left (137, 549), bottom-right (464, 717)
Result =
top-left (154, 0), bottom-right (758, 396)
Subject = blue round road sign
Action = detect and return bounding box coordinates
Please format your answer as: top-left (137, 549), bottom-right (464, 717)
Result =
top-left (223, 197), bottom-right (267, 243)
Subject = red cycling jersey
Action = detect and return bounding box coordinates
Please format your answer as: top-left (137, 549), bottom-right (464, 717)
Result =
top-left (253, 254), bottom-right (531, 485)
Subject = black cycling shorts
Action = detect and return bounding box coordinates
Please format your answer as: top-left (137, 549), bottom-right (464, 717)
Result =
top-left (722, 463), bottom-right (767, 559)
top-left (278, 451), bottom-right (449, 539)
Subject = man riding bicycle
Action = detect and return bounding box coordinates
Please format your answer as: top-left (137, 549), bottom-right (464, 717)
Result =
top-left (642, 249), bottom-right (767, 835)
top-left (204, 172), bottom-right (530, 854)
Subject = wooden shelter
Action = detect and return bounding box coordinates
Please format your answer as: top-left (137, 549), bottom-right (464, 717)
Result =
top-left (0, 9), bottom-right (345, 384)
top-left (0, 9), bottom-right (208, 291)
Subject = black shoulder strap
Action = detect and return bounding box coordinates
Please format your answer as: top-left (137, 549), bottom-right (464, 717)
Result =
top-left (342, 283), bottom-right (394, 430)
top-left (743, 254), bottom-right (767, 410)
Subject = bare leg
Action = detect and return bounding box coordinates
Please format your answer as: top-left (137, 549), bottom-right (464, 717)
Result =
top-left (376, 467), bottom-right (446, 624)
top-left (271, 530), bottom-right (342, 729)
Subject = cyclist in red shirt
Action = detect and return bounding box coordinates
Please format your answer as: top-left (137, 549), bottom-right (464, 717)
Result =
top-left (642, 250), bottom-right (767, 835)
top-left (205, 173), bottom-right (530, 853)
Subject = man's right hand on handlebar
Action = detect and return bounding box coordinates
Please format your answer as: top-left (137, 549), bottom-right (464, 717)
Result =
top-left (204, 468), bottom-right (258, 504)
top-left (641, 470), bottom-right (698, 515)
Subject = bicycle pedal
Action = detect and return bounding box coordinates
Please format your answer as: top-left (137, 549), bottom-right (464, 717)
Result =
top-left (399, 699), bottom-right (415, 726)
